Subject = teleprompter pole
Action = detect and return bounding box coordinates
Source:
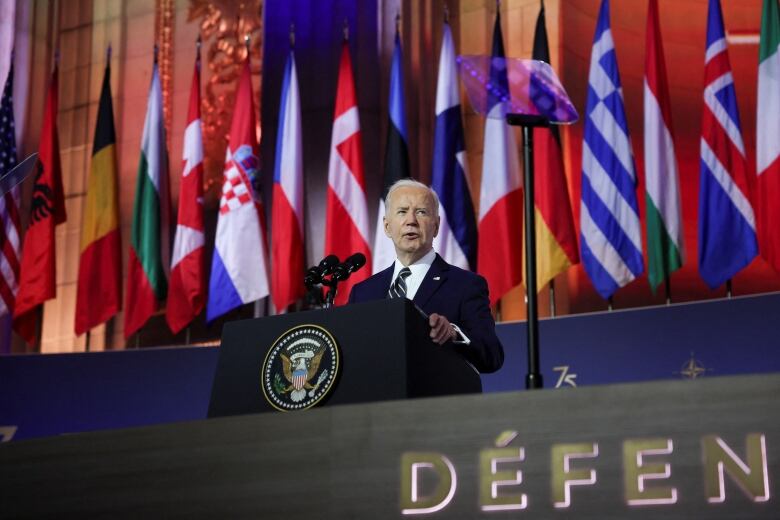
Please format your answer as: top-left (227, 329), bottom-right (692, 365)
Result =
top-left (507, 113), bottom-right (548, 389)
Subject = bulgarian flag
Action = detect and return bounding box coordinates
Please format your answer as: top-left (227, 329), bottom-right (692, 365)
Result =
top-left (757, 0), bottom-right (780, 273)
top-left (124, 60), bottom-right (170, 338)
top-left (75, 58), bottom-right (122, 336)
top-left (644, 0), bottom-right (683, 291)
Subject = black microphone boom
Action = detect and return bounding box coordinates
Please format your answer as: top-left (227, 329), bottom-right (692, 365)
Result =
top-left (332, 253), bottom-right (367, 281)
top-left (304, 254), bottom-right (340, 287)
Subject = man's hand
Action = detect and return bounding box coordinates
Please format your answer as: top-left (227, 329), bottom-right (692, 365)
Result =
top-left (429, 313), bottom-right (456, 345)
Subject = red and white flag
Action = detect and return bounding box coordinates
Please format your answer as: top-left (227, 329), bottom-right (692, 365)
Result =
top-left (324, 40), bottom-right (371, 305)
top-left (166, 50), bottom-right (205, 334)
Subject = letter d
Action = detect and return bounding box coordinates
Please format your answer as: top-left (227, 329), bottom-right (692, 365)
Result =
top-left (400, 452), bottom-right (457, 515)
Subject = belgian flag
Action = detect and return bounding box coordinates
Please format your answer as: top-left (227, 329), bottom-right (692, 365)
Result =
top-left (74, 58), bottom-right (122, 336)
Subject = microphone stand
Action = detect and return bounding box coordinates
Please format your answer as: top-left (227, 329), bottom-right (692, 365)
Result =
top-left (321, 277), bottom-right (338, 309)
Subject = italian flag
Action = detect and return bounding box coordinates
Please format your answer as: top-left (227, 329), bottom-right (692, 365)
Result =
top-left (644, 0), bottom-right (683, 291)
top-left (757, 0), bottom-right (780, 273)
top-left (124, 62), bottom-right (170, 338)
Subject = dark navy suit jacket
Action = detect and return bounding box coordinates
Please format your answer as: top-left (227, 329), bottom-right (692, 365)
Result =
top-left (347, 254), bottom-right (504, 373)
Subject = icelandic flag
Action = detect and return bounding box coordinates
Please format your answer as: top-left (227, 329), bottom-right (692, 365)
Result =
top-left (580, 0), bottom-right (643, 300)
top-left (207, 59), bottom-right (270, 321)
top-left (698, 0), bottom-right (757, 288)
top-left (271, 49), bottom-right (305, 312)
top-left (372, 31), bottom-right (410, 274)
top-left (431, 22), bottom-right (476, 271)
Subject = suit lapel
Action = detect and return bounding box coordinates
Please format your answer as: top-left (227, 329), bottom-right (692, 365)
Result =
top-left (413, 254), bottom-right (449, 309)
top-left (369, 264), bottom-right (395, 300)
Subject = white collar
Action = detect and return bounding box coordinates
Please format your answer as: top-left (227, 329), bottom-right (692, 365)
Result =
top-left (393, 249), bottom-right (436, 276)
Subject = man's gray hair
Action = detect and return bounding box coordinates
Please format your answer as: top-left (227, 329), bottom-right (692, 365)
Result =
top-left (384, 179), bottom-right (440, 217)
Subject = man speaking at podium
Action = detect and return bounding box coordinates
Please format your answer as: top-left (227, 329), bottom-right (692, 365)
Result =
top-left (348, 180), bottom-right (504, 373)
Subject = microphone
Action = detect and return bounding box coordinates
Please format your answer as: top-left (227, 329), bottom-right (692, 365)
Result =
top-left (332, 253), bottom-right (367, 282)
top-left (304, 254), bottom-right (340, 287)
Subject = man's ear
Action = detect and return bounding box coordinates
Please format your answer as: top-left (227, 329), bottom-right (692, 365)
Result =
top-left (434, 215), bottom-right (440, 238)
top-left (384, 216), bottom-right (391, 237)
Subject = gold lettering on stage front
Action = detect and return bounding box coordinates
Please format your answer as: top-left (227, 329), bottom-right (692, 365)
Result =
top-left (551, 442), bottom-right (598, 507)
top-left (623, 438), bottom-right (677, 505)
top-left (702, 434), bottom-right (770, 503)
top-left (400, 452), bottom-right (457, 515)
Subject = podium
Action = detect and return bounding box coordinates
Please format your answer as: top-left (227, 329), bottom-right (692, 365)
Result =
top-left (207, 298), bottom-right (481, 417)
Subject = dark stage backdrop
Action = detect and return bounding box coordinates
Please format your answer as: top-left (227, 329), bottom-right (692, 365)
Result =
top-left (2, 292), bottom-right (779, 441)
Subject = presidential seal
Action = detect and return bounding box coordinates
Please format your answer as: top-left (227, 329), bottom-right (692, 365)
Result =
top-left (261, 324), bottom-right (340, 411)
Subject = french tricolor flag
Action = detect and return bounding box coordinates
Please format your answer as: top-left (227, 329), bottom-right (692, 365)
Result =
top-left (477, 11), bottom-right (523, 305)
top-left (271, 49), bottom-right (305, 312)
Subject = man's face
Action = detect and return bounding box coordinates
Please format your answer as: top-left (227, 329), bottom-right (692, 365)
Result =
top-left (384, 186), bottom-right (440, 265)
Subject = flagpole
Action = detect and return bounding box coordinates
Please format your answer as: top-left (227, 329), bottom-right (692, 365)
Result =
top-left (664, 275), bottom-right (671, 305)
top-left (507, 113), bottom-right (546, 390)
top-left (548, 280), bottom-right (556, 317)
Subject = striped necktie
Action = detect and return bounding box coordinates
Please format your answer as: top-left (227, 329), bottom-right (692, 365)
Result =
top-left (388, 267), bottom-right (412, 299)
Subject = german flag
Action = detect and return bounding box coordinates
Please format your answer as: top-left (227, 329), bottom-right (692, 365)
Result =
top-left (74, 59), bottom-right (122, 336)
top-left (528, 4), bottom-right (578, 291)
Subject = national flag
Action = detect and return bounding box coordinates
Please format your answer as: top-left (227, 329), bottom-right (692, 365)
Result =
top-left (698, 0), bottom-right (757, 289)
top-left (75, 60), bottom-right (122, 336)
top-left (644, 0), bottom-right (684, 291)
top-left (206, 58), bottom-right (270, 321)
top-left (124, 60), bottom-right (171, 338)
top-left (580, 0), bottom-right (643, 300)
top-left (0, 63), bottom-right (21, 324)
top-left (166, 49), bottom-right (205, 334)
top-left (477, 10), bottom-right (523, 305)
top-left (756, 0), bottom-right (780, 273)
top-left (373, 30), bottom-right (410, 274)
top-left (271, 48), bottom-right (305, 312)
top-left (529, 3), bottom-right (578, 290)
top-left (13, 64), bottom-right (66, 344)
top-left (324, 39), bottom-right (371, 305)
top-left (431, 21), bottom-right (476, 271)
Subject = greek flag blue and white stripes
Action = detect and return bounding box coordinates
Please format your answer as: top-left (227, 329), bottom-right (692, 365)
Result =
top-left (431, 22), bottom-right (476, 271)
top-left (580, 0), bottom-right (644, 299)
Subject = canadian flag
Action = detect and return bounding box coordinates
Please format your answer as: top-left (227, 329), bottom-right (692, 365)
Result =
top-left (167, 51), bottom-right (205, 333)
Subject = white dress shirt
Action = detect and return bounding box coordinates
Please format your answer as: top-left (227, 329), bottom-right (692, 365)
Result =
top-left (389, 249), bottom-right (436, 300)
top-left (388, 249), bottom-right (470, 344)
